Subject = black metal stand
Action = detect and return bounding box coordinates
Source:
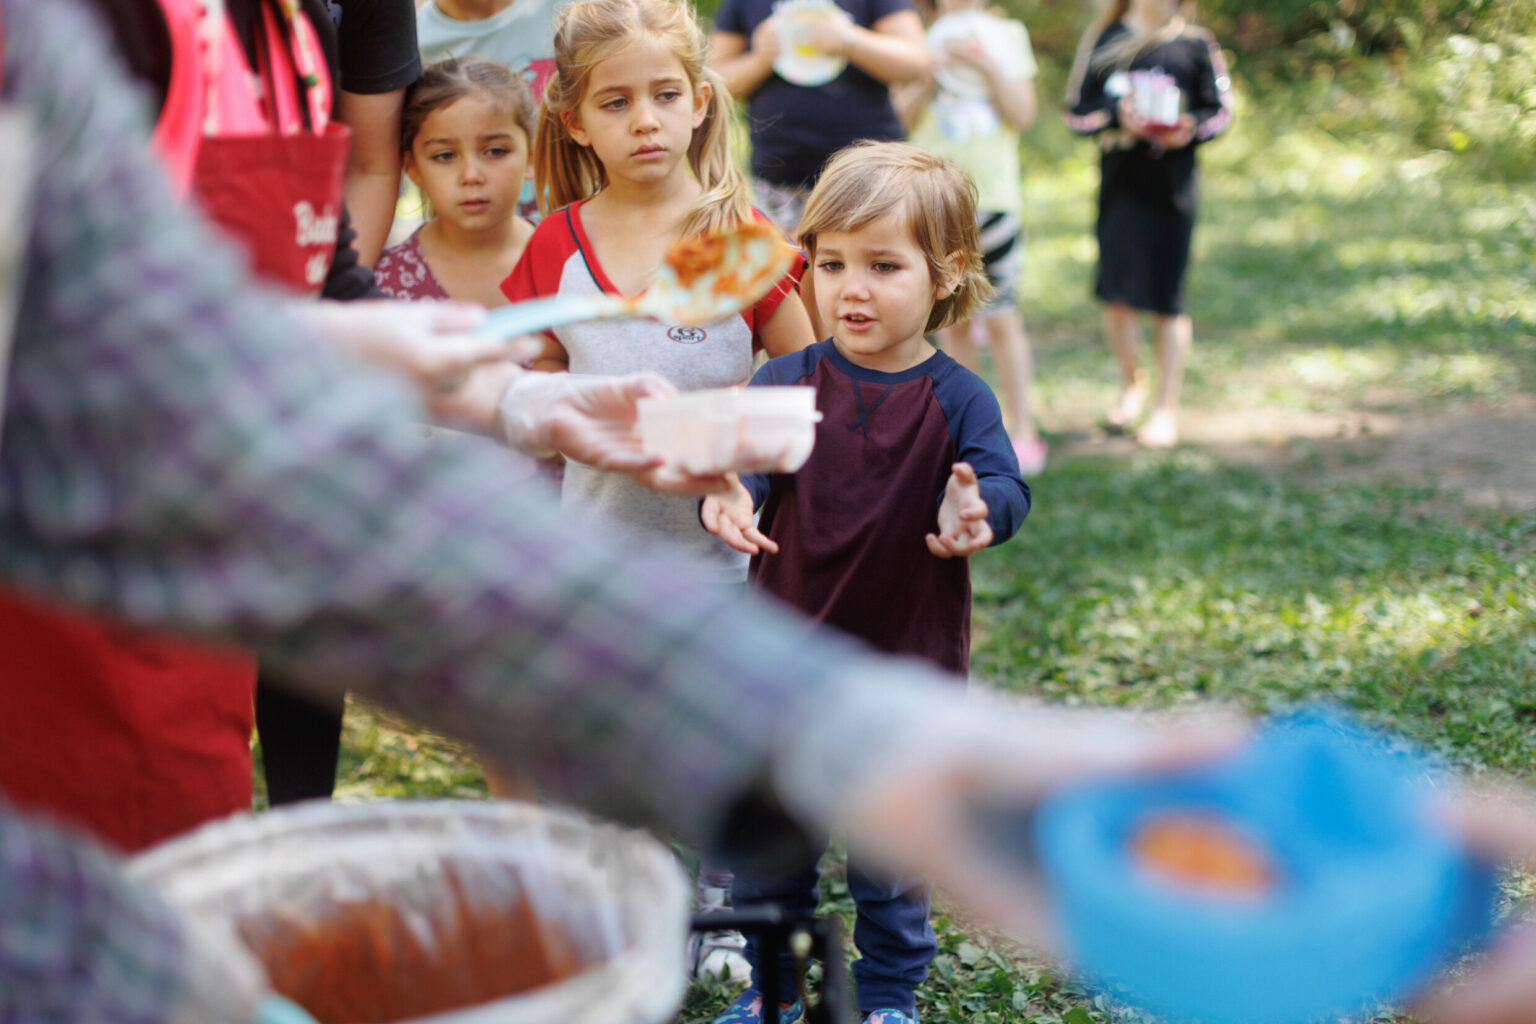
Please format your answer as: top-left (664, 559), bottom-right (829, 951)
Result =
top-left (690, 905), bottom-right (853, 1024)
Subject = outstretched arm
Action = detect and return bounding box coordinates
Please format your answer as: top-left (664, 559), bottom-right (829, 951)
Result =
top-left (701, 475), bottom-right (777, 555)
top-left (926, 462), bottom-right (993, 558)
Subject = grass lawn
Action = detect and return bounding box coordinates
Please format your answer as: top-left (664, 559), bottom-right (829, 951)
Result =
top-left (285, 57), bottom-right (1536, 1024)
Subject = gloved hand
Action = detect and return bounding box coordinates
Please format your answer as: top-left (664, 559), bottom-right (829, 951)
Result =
top-left (161, 901), bottom-right (268, 1024)
top-left (773, 663), bottom-right (1246, 951)
top-left (497, 371), bottom-right (735, 495)
top-left (297, 299), bottom-right (540, 393)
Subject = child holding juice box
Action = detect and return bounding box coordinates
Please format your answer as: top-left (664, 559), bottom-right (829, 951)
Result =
top-left (701, 141), bottom-right (1030, 1024)
top-left (1065, 0), bottom-right (1233, 448)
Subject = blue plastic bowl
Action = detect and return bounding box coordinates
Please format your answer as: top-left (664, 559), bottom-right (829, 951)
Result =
top-left (1030, 712), bottom-right (1496, 1024)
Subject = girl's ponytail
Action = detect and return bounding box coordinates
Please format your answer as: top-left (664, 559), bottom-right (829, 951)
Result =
top-left (533, 75), bottom-right (606, 215)
top-left (680, 66), bottom-right (752, 237)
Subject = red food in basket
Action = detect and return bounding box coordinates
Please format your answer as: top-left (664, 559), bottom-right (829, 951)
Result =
top-left (244, 857), bottom-right (586, 1023)
top-left (1131, 814), bottom-right (1275, 897)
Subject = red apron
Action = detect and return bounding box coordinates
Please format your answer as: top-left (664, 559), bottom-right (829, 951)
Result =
top-left (0, 0), bottom-right (350, 853)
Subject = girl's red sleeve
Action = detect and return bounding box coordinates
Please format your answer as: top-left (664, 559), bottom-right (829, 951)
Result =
top-left (500, 210), bottom-right (571, 304)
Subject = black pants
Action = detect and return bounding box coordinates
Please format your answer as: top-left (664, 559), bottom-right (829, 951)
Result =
top-left (255, 671), bottom-right (344, 805)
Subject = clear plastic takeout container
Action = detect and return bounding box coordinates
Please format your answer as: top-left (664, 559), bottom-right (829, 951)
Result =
top-left (128, 800), bottom-right (689, 1024)
top-left (1130, 68), bottom-right (1182, 128)
top-left (637, 386), bottom-right (822, 475)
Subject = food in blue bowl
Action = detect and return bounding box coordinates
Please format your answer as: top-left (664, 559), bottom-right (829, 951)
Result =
top-left (1020, 712), bottom-right (1496, 1024)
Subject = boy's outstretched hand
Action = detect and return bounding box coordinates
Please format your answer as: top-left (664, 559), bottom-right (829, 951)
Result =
top-left (701, 476), bottom-right (779, 555)
top-left (927, 462), bottom-right (992, 558)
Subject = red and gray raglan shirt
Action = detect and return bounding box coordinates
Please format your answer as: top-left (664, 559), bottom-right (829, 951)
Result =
top-left (739, 341), bottom-right (1031, 674)
top-left (502, 199), bottom-right (803, 583)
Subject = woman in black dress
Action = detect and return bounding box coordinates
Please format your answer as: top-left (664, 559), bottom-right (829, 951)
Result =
top-left (1065, 0), bottom-right (1232, 447)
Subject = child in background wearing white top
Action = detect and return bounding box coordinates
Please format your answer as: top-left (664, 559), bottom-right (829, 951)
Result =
top-left (374, 57), bottom-right (536, 307)
top-left (896, 0), bottom-right (1047, 475)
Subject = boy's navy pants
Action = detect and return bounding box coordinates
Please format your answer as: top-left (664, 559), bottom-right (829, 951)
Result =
top-left (731, 851), bottom-right (935, 1015)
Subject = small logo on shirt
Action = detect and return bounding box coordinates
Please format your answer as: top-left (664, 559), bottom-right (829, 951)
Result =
top-left (667, 326), bottom-right (708, 344)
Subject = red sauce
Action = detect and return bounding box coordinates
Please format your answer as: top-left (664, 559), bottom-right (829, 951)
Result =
top-left (243, 859), bottom-right (588, 1023)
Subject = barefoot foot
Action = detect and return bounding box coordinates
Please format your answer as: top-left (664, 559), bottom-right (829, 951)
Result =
top-left (1136, 409), bottom-right (1179, 448)
top-left (1105, 379), bottom-right (1148, 431)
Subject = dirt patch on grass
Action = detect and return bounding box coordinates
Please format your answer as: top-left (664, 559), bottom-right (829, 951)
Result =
top-left (1049, 396), bottom-right (1536, 514)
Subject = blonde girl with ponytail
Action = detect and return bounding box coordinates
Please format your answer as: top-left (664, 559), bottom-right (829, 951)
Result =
top-left (502, 0), bottom-right (814, 555)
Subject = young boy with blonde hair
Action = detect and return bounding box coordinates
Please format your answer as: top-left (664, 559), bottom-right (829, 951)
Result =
top-left (702, 140), bottom-right (1030, 1024)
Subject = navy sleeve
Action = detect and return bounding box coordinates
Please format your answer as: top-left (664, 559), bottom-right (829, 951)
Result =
top-left (932, 366), bottom-right (1030, 546)
top-left (738, 350), bottom-right (818, 508)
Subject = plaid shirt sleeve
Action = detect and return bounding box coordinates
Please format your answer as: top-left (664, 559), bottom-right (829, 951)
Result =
top-left (0, 0), bottom-right (878, 1018)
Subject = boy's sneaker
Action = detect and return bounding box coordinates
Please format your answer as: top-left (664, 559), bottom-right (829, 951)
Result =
top-left (690, 883), bottom-right (751, 984)
top-left (863, 1011), bottom-right (919, 1024)
top-left (710, 989), bottom-right (804, 1023)
top-left (687, 926), bottom-right (751, 985)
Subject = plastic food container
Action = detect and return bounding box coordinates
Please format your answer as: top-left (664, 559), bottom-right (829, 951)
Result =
top-left (128, 800), bottom-right (689, 1024)
top-left (1130, 68), bottom-right (1182, 128)
top-left (637, 386), bottom-right (821, 475)
top-left (1017, 712), bottom-right (1496, 1024)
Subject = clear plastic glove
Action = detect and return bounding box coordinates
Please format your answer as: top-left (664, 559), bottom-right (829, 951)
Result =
top-left (1413, 784), bottom-right (1536, 1024)
top-left (298, 299), bottom-right (541, 393)
top-left (497, 371), bottom-right (734, 495)
top-left (163, 905), bottom-right (268, 1024)
top-left (773, 664), bottom-right (1246, 952)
